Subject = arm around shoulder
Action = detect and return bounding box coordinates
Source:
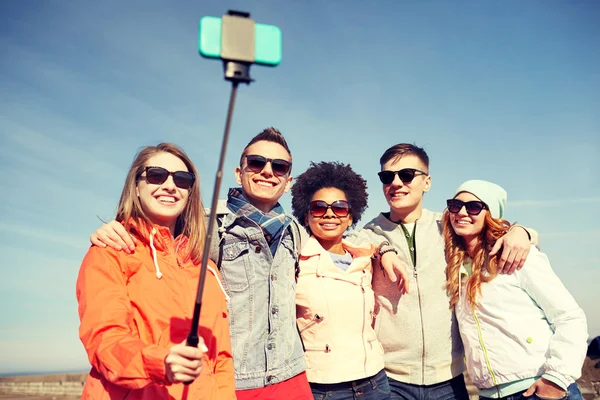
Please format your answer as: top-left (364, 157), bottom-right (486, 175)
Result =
top-left (510, 224), bottom-right (540, 249)
top-left (347, 224), bottom-right (388, 247)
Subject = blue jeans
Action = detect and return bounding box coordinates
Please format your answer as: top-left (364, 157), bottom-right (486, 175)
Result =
top-left (310, 369), bottom-right (391, 399)
top-left (388, 374), bottom-right (470, 400)
top-left (479, 382), bottom-right (583, 400)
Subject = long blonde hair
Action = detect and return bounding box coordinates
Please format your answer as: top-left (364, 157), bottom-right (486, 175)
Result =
top-left (443, 210), bottom-right (511, 308)
top-left (116, 143), bottom-right (206, 263)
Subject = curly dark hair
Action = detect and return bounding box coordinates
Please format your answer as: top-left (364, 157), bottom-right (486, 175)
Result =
top-left (291, 161), bottom-right (368, 234)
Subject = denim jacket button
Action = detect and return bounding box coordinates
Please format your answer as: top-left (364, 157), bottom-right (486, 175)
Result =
top-left (271, 274), bottom-right (277, 281)
top-left (271, 307), bottom-right (278, 315)
top-left (267, 343), bottom-right (273, 350)
top-left (255, 245), bottom-right (261, 253)
top-left (266, 375), bottom-right (274, 382)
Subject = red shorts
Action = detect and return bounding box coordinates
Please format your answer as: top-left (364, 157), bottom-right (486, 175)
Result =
top-left (235, 372), bottom-right (312, 400)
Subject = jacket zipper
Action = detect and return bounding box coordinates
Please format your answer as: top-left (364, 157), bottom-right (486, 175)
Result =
top-left (361, 277), bottom-right (367, 374)
top-left (304, 344), bottom-right (331, 352)
top-left (472, 310), bottom-right (500, 397)
top-left (299, 314), bottom-right (325, 333)
top-left (407, 241), bottom-right (425, 384)
top-left (416, 269), bottom-right (426, 384)
top-left (399, 223), bottom-right (426, 384)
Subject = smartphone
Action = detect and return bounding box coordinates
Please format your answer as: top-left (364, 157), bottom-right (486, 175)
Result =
top-left (198, 16), bottom-right (282, 66)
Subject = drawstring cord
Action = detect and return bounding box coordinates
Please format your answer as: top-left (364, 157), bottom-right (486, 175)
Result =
top-left (207, 265), bottom-right (230, 302)
top-left (148, 228), bottom-right (229, 304)
top-left (459, 260), bottom-right (465, 304)
top-left (149, 228), bottom-right (163, 279)
top-left (148, 227), bottom-right (229, 302)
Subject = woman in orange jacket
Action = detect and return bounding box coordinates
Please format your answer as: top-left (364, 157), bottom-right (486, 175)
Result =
top-left (76, 143), bottom-right (235, 400)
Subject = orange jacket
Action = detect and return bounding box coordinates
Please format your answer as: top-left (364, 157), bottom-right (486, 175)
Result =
top-left (76, 222), bottom-right (235, 400)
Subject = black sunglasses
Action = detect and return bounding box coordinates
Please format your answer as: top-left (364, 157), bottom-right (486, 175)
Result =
top-left (309, 200), bottom-right (351, 218)
top-left (138, 166), bottom-right (195, 190)
top-left (446, 199), bottom-right (488, 215)
top-left (245, 155), bottom-right (292, 177)
top-left (378, 168), bottom-right (428, 185)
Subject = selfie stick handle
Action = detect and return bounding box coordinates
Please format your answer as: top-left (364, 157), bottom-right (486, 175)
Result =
top-left (186, 79), bottom-right (240, 352)
top-left (185, 11), bottom-right (256, 386)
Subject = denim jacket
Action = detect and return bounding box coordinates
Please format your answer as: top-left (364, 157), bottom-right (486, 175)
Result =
top-left (212, 210), bottom-right (306, 390)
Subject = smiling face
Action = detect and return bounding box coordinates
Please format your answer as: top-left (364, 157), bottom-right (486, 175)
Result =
top-left (449, 191), bottom-right (487, 242)
top-left (136, 152), bottom-right (190, 233)
top-left (235, 140), bottom-right (293, 213)
top-left (381, 154), bottom-right (431, 223)
top-left (306, 187), bottom-right (352, 252)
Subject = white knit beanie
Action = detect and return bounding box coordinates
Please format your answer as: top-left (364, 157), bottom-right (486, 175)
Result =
top-left (454, 180), bottom-right (507, 219)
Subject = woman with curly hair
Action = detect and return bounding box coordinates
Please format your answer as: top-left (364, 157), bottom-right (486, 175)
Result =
top-left (291, 161), bottom-right (391, 400)
top-left (443, 179), bottom-right (587, 400)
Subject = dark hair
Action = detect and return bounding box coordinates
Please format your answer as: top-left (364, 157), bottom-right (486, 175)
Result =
top-left (239, 127), bottom-right (292, 167)
top-left (379, 143), bottom-right (430, 170)
top-left (291, 161), bottom-right (368, 234)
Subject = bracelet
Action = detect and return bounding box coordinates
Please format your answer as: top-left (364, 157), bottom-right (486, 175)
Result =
top-left (380, 248), bottom-right (398, 257)
top-left (377, 240), bottom-right (391, 255)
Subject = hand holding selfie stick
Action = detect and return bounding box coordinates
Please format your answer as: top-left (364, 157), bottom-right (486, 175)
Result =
top-left (184, 10), bottom-right (282, 383)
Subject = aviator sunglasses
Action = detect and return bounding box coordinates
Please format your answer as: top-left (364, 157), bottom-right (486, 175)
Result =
top-left (245, 155), bottom-right (292, 177)
top-left (309, 200), bottom-right (351, 218)
top-left (138, 166), bottom-right (195, 190)
top-left (378, 168), bottom-right (428, 185)
top-left (446, 199), bottom-right (488, 216)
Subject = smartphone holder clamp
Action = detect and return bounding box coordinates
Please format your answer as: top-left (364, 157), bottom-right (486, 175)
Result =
top-left (221, 10), bottom-right (256, 84)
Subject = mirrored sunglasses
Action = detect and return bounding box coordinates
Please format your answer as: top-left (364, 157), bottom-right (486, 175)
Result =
top-left (309, 200), bottom-right (351, 218)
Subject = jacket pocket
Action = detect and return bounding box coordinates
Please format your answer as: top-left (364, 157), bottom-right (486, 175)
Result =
top-left (368, 338), bottom-right (384, 355)
top-left (305, 344), bottom-right (331, 353)
top-left (299, 314), bottom-right (325, 334)
top-left (220, 241), bottom-right (253, 292)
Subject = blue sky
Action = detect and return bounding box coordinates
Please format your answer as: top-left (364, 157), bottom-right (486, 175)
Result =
top-left (0, 0), bottom-right (598, 374)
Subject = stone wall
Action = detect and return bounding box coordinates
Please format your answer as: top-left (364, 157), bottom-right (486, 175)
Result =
top-left (0, 373), bottom-right (86, 398)
top-left (0, 366), bottom-right (598, 399)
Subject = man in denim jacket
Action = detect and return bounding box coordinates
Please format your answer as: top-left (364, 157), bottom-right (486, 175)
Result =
top-left (213, 128), bottom-right (310, 398)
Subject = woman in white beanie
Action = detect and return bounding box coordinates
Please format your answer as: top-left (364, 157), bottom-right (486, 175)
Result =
top-left (443, 180), bottom-right (588, 400)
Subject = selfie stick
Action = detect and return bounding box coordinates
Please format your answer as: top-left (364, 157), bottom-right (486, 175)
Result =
top-left (186, 10), bottom-right (266, 354)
